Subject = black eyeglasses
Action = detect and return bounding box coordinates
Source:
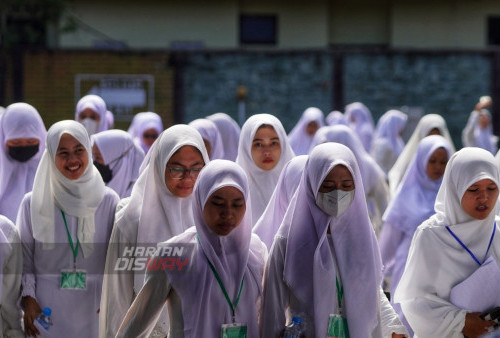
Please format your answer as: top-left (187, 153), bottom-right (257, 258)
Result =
top-left (167, 167), bottom-right (203, 180)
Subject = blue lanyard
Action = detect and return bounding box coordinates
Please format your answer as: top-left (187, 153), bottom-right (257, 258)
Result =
top-left (445, 222), bottom-right (496, 266)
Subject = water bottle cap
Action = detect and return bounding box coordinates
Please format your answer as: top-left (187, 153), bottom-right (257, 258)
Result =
top-left (42, 307), bottom-right (52, 316)
top-left (292, 316), bottom-right (302, 324)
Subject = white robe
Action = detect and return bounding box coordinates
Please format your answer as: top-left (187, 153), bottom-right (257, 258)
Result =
top-left (19, 190), bottom-right (118, 338)
top-left (0, 216), bottom-right (23, 338)
top-left (99, 125), bottom-right (209, 338)
top-left (117, 160), bottom-right (267, 337)
top-left (0, 103), bottom-right (46, 222)
top-left (394, 147), bottom-right (500, 337)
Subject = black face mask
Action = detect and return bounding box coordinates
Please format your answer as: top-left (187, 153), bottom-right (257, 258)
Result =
top-left (8, 144), bottom-right (39, 162)
top-left (94, 161), bottom-right (113, 183)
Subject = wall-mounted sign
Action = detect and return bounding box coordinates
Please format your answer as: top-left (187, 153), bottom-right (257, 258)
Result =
top-left (75, 74), bottom-right (155, 122)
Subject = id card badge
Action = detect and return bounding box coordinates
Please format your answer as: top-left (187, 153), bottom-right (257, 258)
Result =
top-left (60, 269), bottom-right (87, 290)
top-left (221, 322), bottom-right (247, 338)
top-left (327, 314), bottom-right (349, 338)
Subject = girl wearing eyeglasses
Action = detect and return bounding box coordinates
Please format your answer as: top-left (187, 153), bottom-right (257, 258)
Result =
top-left (99, 124), bottom-right (209, 337)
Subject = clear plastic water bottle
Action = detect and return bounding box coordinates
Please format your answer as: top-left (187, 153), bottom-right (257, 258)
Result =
top-left (36, 307), bottom-right (52, 331)
top-left (283, 316), bottom-right (304, 338)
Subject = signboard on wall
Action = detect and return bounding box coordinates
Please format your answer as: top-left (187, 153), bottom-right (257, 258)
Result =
top-left (75, 74), bottom-right (155, 122)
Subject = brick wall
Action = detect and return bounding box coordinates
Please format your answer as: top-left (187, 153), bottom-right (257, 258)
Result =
top-left (20, 49), bottom-right (175, 131)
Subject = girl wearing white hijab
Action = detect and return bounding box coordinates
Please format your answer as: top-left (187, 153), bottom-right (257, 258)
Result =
top-left (19, 120), bottom-right (119, 337)
top-left (379, 135), bottom-right (452, 334)
top-left (127, 111), bottom-right (163, 154)
top-left (261, 143), bottom-right (408, 338)
top-left (394, 147), bottom-right (500, 338)
top-left (75, 94), bottom-right (109, 136)
top-left (206, 112), bottom-right (241, 161)
top-left (253, 155), bottom-right (308, 250)
top-left (91, 129), bottom-right (145, 198)
top-left (0, 215), bottom-right (23, 337)
top-left (0, 102), bottom-right (47, 222)
top-left (288, 107), bottom-right (324, 155)
top-left (188, 118), bottom-right (225, 160)
top-left (310, 124), bottom-right (389, 234)
top-left (99, 124), bottom-right (209, 337)
top-left (236, 114), bottom-right (295, 223)
top-left (344, 102), bottom-right (375, 152)
top-left (462, 97), bottom-right (498, 154)
top-left (371, 110), bottom-right (408, 175)
top-left (116, 160), bottom-right (267, 337)
top-left (388, 113), bottom-right (455, 196)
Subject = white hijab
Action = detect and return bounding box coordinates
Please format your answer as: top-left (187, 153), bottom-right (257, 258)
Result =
top-left (0, 103), bottom-right (47, 221)
top-left (236, 114), bottom-right (295, 223)
top-left (91, 129), bottom-right (145, 198)
top-left (383, 135), bottom-right (452, 234)
top-left (119, 124), bottom-right (209, 246)
top-left (252, 155), bottom-right (308, 250)
top-left (288, 107), bottom-right (324, 155)
top-left (372, 109), bottom-right (407, 156)
top-left (188, 118), bottom-right (224, 160)
top-left (74, 95), bottom-right (109, 133)
top-left (127, 112), bottom-right (163, 153)
top-left (278, 143), bottom-right (382, 338)
top-left (166, 160), bottom-right (265, 337)
top-left (206, 112), bottom-right (241, 161)
top-left (388, 113), bottom-right (455, 195)
top-left (325, 110), bottom-right (347, 126)
top-left (310, 124), bottom-right (385, 196)
top-left (395, 147), bottom-right (500, 308)
top-left (344, 102), bottom-right (375, 152)
top-left (30, 120), bottom-right (105, 257)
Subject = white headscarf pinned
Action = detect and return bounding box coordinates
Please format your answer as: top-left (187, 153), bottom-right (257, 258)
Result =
top-left (325, 110), bottom-right (347, 126)
top-left (253, 155), bottom-right (308, 250)
top-left (388, 113), bottom-right (455, 195)
top-left (279, 142), bottom-right (382, 338)
top-left (288, 107), bottom-right (324, 155)
top-left (344, 102), bottom-right (375, 152)
top-left (91, 129), bottom-right (145, 198)
top-left (127, 112), bottom-right (163, 154)
top-left (166, 160), bottom-right (264, 337)
top-left (120, 124), bottom-right (209, 245)
top-left (383, 135), bottom-right (452, 234)
top-left (236, 114), bottom-right (295, 223)
top-left (75, 95), bottom-right (109, 134)
top-left (0, 102), bottom-right (46, 221)
top-left (395, 148), bottom-right (500, 327)
top-left (188, 118), bottom-right (225, 160)
top-left (30, 120), bottom-right (105, 256)
top-left (310, 124), bottom-right (385, 198)
top-left (206, 112), bottom-right (241, 161)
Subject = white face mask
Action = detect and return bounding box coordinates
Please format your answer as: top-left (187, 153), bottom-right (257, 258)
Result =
top-left (315, 189), bottom-right (355, 218)
top-left (80, 118), bottom-right (99, 135)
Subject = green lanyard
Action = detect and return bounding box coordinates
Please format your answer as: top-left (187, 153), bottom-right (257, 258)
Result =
top-left (61, 210), bottom-right (80, 269)
top-left (336, 276), bottom-right (344, 311)
top-left (197, 234), bottom-right (244, 323)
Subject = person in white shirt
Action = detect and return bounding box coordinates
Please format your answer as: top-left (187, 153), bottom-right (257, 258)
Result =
top-left (19, 120), bottom-right (119, 337)
top-left (261, 142), bottom-right (408, 338)
top-left (117, 160), bottom-right (267, 337)
top-left (395, 147), bottom-right (500, 337)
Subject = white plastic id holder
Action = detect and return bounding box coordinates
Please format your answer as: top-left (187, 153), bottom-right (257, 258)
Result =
top-left (60, 269), bottom-right (87, 290)
top-left (221, 322), bottom-right (247, 338)
top-left (327, 314), bottom-right (349, 338)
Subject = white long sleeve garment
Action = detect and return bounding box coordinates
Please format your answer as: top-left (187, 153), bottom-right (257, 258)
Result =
top-left (117, 160), bottom-right (268, 338)
top-left (0, 216), bottom-right (23, 338)
top-left (19, 189), bottom-right (118, 338)
top-left (261, 235), bottom-right (408, 338)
